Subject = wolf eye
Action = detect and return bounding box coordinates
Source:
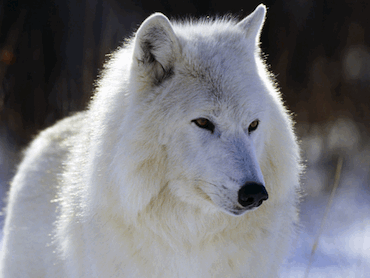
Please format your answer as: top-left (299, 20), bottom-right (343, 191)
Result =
top-left (248, 120), bottom-right (259, 133)
top-left (192, 118), bottom-right (215, 133)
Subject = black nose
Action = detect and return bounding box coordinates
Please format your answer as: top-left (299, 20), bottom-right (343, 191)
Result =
top-left (238, 182), bottom-right (268, 208)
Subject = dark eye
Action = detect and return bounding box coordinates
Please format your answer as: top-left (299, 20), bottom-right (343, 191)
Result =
top-left (248, 120), bottom-right (259, 133)
top-left (192, 118), bottom-right (215, 133)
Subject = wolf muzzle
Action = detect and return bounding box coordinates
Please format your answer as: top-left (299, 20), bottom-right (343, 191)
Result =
top-left (237, 182), bottom-right (268, 208)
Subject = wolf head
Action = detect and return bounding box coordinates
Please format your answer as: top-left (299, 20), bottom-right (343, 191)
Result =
top-left (109, 5), bottom-right (298, 218)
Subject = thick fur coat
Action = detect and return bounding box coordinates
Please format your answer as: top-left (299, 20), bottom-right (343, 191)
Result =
top-left (0, 4), bottom-right (301, 277)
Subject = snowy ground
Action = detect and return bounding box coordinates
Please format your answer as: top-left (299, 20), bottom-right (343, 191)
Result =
top-left (282, 118), bottom-right (370, 277)
top-left (0, 117), bottom-right (369, 277)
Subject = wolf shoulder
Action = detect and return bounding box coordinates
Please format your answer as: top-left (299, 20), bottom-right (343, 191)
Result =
top-left (0, 112), bottom-right (86, 277)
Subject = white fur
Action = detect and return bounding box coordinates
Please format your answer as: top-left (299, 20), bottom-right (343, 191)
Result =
top-left (1, 4), bottom-right (301, 278)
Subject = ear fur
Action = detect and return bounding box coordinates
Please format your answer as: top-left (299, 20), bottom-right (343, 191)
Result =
top-left (237, 4), bottom-right (266, 44)
top-left (133, 13), bottom-right (180, 85)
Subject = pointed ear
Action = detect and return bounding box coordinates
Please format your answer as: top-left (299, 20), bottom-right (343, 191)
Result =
top-left (237, 4), bottom-right (266, 44)
top-left (133, 13), bottom-right (180, 85)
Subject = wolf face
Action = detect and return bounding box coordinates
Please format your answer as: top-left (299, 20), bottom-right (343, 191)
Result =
top-left (126, 5), bottom-right (274, 216)
top-left (167, 110), bottom-right (268, 216)
top-left (161, 63), bottom-right (271, 216)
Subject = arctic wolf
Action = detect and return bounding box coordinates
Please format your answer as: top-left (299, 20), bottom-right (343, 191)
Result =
top-left (0, 4), bottom-right (301, 278)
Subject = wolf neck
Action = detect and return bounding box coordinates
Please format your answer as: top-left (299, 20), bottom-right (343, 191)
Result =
top-left (128, 185), bottom-right (241, 247)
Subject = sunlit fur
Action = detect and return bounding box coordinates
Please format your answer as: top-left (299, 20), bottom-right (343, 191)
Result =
top-left (0, 4), bottom-right (301, 277)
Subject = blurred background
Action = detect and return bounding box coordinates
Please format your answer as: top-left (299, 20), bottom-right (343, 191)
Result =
top-left (0, 0), bottom-right (369, 276)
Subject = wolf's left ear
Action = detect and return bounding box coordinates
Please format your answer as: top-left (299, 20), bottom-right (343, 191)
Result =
top-left (133, 13), bottom-right (180, 85)
top-left (237, 4), bottom-right (266, 45)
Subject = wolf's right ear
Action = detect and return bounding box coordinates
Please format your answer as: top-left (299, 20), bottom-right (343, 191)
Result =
top-left (132, 13), bottom-right (180, 86)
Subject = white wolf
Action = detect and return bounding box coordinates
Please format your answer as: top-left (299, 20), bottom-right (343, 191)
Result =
top-left (0, 4), bottom-right (301, 278)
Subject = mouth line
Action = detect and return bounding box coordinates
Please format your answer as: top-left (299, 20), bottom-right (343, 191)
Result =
top-left (225, 205), bottom-right (260, 216)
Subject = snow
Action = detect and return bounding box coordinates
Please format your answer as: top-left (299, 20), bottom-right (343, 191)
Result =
top-left (282, 118), bottom-right (370, 277)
